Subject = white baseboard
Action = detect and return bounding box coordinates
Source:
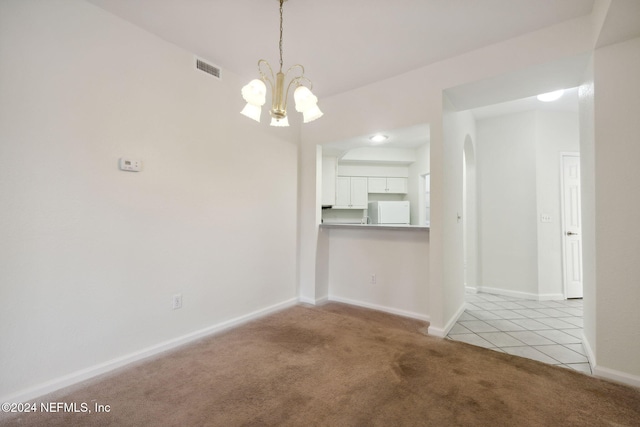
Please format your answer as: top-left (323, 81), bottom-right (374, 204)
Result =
top-left (478, 286), bottom-right (563, 301)
top-left (581, 332), bottom-right (640, 388)
top-left (327, 295), bottom-right (430, 322)
top-left (581, 332), bottom-right (596, 368)
top-left (593, 365), bottom-right (640, 389)
top-left (537, 293), bottom-right (565, 301)
top-left (315, 296), bottom-right (329, 305)
top-left (465, 286), bottom-right (478, 294)
top-left (298, 295), bottom-right (329, 305)
top-left (298, 296), bottom-right (314, 304)
top-left (1, 298), bottom-right (299, 404)
top-left (427, 302), bottom-right (466, 338)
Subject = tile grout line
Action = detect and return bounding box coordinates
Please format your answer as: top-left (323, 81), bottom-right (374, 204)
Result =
top-left (447, 292), bottom-right (590, 375)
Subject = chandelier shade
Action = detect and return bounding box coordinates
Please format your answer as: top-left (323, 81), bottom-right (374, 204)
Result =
top-left (240, 0), bottom-right (322, 127)
top-left (240, 103), bottom-right (262, 122)
top-left (240, 79), bottom-right (267, 122)
top-left (302, 104), bottom-right (323, 123)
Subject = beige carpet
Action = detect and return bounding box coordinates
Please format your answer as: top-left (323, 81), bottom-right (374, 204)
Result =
top-left (3, 303), bottom-right (639, 426)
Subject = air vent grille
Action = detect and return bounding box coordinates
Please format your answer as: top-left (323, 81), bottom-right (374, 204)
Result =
top-left (196, 58), bottom-right (221, 79)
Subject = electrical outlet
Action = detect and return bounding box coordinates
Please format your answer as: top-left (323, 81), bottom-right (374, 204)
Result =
top-left (172, 294), bottom-right (182, 310)
top-left (371, 274), bottom-right (377, 284)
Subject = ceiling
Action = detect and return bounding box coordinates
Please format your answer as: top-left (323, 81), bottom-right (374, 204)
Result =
top-left (86, 0), bottom-right (595, 98)
top-left (85, 0), bottom-right (594, 156)
top-left (322, 86), bottom-right (579, 157)
top-left (471, 86), bottom-right (579, 120)
top-left (322, 124), bottom-right (431, 157)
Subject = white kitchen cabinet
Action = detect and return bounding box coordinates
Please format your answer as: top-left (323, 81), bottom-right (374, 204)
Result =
top-left (386, 177), bottom-right (407, 193)
top-left (367, 177), bottom-right (387, 193)
top-left (334, 177), bottom-right (368, 209)
top-left (367, 177), bottom-right (407, 194)
top-left (322, 156), bottom-right (337, 206)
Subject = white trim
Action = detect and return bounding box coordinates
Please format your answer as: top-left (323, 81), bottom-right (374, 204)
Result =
top-left (298, 296), bottom-right (329, 305)
top-left (465, 286), bottom-right (478, 294)
top-left (328, 296), bottom-right (430, 322)
top-left (581, 331), bottom-right (596, 368)
top-left (315, 296), bottom-right (329, 305)
top-left (537, 293), bottom-right (565, 301)
top-left (581, 332), bottom-right (640, 388)
top-left (1, 298), bottom-right (298, 404)
top-left (427, 302), bottom-right (466, 337)
top-left (477, 286), bottom-right (563, 301)
top-left (298, 296), bottom-right (315, 304)
top-left (593, 366), bottom-right (640, 389)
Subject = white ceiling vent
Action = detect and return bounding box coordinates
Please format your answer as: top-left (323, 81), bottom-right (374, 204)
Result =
top-left (195, 57), bottom-right (221, 79)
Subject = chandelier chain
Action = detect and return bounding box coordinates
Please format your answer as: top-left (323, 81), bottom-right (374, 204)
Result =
top-left (279, 0), bottom-right (284, 71)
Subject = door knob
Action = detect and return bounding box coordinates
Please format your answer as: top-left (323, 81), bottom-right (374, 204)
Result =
top-left (566, 231), bottom-right (578, 236)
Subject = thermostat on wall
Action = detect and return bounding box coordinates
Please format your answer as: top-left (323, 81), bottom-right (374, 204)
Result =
top-left (119, 158), bottom-right (142, 172)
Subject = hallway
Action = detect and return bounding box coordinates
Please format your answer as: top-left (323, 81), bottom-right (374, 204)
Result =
top-left (447, 292), bottom-right (590, 374)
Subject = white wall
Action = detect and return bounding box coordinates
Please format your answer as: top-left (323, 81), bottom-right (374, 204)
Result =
top-left (592, 36), bottom-right (640, 382)
top-left (463, 136), bottom-right (479, 290)
top-left (477, 112), bottom-right (539, 296)
top-left (476, 110), bottom-right (579, 299)
top-left (339, 147), bottom-right (417, 164)
top-left (327, 228), bottom-right (429, 319)
top-left (337, 164), bottom-right (409, 178)
top-left (437, 102), bottom-right (475, 334)
top-left (0, 0), bottom-right (298, 401)
top-left (579, 57), bottom-right (597, 363)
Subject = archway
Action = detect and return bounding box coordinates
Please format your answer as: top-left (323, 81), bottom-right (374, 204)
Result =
top-left (463, 135), bottom-right (478, 291)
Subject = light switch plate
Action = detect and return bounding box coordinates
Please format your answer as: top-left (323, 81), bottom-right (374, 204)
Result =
top-left (119, 158), bottom-right (142, 172)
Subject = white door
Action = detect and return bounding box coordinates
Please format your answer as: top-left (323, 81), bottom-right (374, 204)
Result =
top-left (561, 154), bottom-right (583, 298)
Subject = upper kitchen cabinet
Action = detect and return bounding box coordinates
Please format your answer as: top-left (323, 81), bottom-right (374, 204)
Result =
top-left (334, 177), bottom-right (368, 209)
top-left (322, 156), bottom-right (337, 206)
top-left (368, 177), bottom-right (407, 194)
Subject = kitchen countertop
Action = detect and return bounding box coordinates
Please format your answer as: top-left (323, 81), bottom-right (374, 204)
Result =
top-left (320, 223), bottom-right (429, 230)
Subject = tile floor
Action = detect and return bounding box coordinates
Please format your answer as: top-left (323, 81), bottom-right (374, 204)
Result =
top-left (447, 292), bottom-right (591, 374)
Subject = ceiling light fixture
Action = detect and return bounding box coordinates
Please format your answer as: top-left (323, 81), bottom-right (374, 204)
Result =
top-left (240, 0), bottom-right (322, 127)
top-left (369, 134), bottom-right (388, 143)
top-left (537, 89), bottom-right (565, 102)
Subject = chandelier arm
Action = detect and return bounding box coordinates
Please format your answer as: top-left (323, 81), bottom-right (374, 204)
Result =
top-left (283, 63), bottom-right (314, 96)
top-left (293, 75), bottom-right (314, 91)
top-left (257, 59), bottom-right (276, 92)
top-left (283, 63), bottom-right (305, 80)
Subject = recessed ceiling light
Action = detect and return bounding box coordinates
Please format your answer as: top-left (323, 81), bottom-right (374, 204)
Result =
top-left (369, 134), bottom-right (388, 143)
top-left (537, 89), bottom-right (565, 102)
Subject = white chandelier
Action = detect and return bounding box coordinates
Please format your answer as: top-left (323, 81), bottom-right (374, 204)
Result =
top-left (240, 0), bottom-right (323, 127)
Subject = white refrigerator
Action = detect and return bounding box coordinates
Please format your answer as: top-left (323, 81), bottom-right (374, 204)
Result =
top-left (368, 201), bottom-right (410, 224)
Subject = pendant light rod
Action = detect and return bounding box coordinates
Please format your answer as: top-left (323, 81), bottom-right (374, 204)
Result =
top-left (278, 0), bottom-right (284, 72)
